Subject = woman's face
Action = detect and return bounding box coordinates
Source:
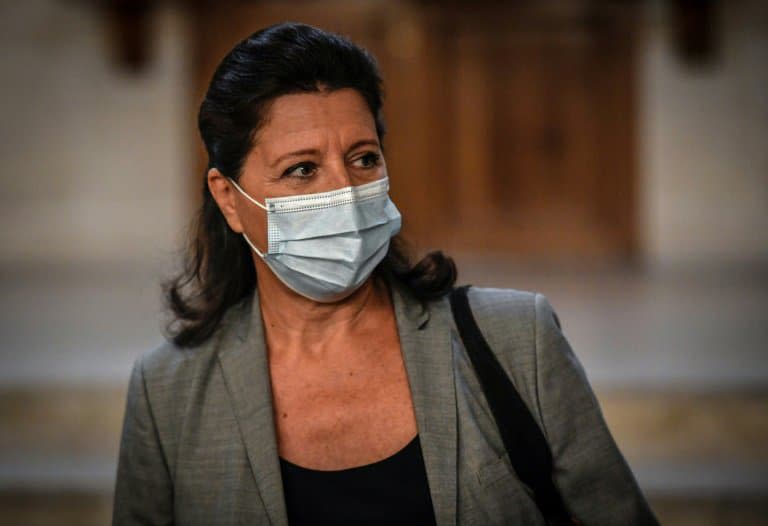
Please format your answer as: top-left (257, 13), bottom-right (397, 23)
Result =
top-left (209, 87), bottom-right (387, 253)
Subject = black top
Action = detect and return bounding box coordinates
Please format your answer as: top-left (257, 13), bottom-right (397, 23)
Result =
top-left (279, 434), bottom-right (437, 525)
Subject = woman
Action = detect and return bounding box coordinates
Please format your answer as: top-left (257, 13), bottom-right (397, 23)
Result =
top-left (113, 22), bottom-right (659, 525)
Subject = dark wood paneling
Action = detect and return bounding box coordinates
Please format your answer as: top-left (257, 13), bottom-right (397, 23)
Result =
top-left (188, 1), bottom-right (639, 262)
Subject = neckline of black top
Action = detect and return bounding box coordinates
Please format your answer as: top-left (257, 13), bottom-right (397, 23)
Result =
top-left (279, 432), bottom-right (437, 525)
top-left (278, 434), bottom-right (420, 474)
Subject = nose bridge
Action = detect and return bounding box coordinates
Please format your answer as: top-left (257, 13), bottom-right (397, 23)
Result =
top-left (326, 135), bottom-right (352, 188)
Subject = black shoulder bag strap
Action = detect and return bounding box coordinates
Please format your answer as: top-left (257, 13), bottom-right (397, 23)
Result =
top-left (449, 285), bottom-right (578, 526)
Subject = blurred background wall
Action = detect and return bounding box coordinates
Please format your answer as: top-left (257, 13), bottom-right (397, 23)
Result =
top-left (0, 0), bottom-right (766, 524)
top-left (641, 0), bottom-right (768, 267)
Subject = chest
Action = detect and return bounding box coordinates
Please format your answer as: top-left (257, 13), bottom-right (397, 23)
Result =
top-left (267, 331), bottom-right (418, 470)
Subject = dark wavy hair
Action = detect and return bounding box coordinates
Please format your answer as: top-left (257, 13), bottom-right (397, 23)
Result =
top-left (163, 22), bottom-right (456, 348)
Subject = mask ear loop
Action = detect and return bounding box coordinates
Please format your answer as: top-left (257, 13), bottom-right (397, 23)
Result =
top-left (227, 177), bottom-right (268, 258)
top-left (227, 177), bottom-right (268, 211)
top-left (242, 232), bottom-right (266, 258)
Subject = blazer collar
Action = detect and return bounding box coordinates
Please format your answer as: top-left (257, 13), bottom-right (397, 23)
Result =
top-left (389, 278), bottom-right (458, 526)
top-left (216, 275), bottom-right (457, 526)
top-left (216, 287), bottom-right (286, 525)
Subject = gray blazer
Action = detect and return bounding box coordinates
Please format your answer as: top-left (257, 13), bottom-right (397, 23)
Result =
top-left (113, 278), bottom-right (659, 525)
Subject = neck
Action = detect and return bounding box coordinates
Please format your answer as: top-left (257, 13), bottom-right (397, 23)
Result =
top-left (254, 257), bottom-right (391, 352)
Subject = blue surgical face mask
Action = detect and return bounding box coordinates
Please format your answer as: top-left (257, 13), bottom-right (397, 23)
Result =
top-left (227, 176), bottom-right (402, 303)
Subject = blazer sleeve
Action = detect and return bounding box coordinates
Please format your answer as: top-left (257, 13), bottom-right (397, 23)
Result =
top-left (112, 356), bottom-right (174, 526)
top-left (533, 293), bottom-right (660, 526)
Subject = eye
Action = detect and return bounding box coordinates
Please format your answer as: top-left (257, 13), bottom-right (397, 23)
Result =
top-left (282, 161), bottom-right (317, 179)
top-left (353, 152), bottom-right (382, 169)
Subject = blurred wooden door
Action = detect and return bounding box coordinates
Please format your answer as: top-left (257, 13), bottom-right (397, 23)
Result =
top-left (189, 1), bottom-right (638, 262)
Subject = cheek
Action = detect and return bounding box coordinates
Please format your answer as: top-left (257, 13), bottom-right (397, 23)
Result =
top-left (235, 201), bottom-right (268, 245)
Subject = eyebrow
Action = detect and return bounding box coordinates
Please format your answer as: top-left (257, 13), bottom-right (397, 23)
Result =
top-left (268, 139), bottom-right (380, 168)
top-left (269, 148), bottom-right (318, 168)
top-left (346, 139), bottom-right (380, 153)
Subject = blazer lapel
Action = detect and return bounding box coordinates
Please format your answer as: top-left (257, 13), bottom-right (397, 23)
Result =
top-left (390, 281), bottom-right (458, 526)
top-left (217, 288), bottom-right (289, 526)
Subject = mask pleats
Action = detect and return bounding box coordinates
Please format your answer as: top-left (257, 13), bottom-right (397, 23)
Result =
top-left (238, 176), bottom-right (402, 302)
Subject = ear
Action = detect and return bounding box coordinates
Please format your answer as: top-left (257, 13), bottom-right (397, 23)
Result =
top-left (207, 168), bottom-right (244, 233)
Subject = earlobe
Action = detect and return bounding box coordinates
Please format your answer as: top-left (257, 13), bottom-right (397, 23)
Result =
top-left (207, 167), bottom-right (244, 233)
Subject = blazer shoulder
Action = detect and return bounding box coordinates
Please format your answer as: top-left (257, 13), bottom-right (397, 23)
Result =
top-left (456, 286), bottom-right (554, 427)
top-left (138, 337), bottom-right (218, 390)
top-left (137, 295), bottom-right (252, 390)
top-left (463, 286), bottom-right (562, 335)
top-left (465, 286), bottom-right (537, 314)
top-left (463, 286), bottom-right (539, 338)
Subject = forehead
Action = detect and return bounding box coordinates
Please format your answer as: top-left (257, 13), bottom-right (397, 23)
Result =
top-left (254, 88), bottom-right (376, 151)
